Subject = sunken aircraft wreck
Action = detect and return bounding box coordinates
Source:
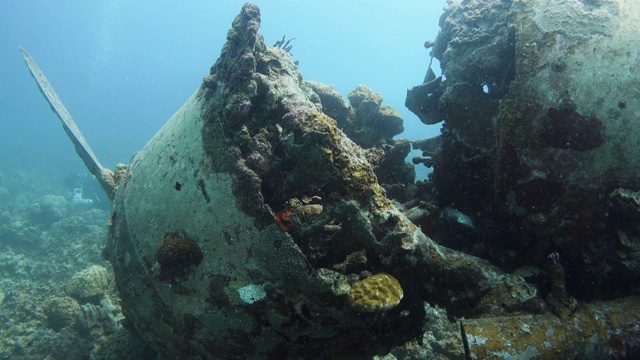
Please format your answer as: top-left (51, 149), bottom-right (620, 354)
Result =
top-left (22, 1), bottom-right (640, 359)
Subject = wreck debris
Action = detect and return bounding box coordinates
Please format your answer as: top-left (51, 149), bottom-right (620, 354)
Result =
top-left (545, 252), bottom-right (577, 318)
top-left (407, 0), bottom-right (640, 304)
top-left (402, 0), bottom-right (640, 356)
top-left (462, 296), bottom-right (640, 359)
top-left (543, 107), bottom-right (604, 152)
top-left (22, 0), bottom-right (640, 357)
top-left (100, 3), bottom-right (542, 358)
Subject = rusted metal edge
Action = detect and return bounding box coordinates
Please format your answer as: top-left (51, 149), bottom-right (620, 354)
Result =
top-left (460, 296), bottom-right (640, 359)
top-left (19, 47), bottom-right (115, 200)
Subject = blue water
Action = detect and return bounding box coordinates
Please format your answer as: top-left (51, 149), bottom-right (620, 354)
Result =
top-left (0, 0), bottom-right (444, 176)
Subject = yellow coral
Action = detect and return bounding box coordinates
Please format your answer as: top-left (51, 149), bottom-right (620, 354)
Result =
top-left (347, 273), bottom-right (403, 312)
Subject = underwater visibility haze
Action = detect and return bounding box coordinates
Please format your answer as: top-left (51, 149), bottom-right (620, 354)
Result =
top-left (2, 0), bottom-right (640, 359)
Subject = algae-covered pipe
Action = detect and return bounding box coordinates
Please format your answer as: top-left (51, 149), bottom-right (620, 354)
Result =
top-left (461, 296), bottom-right (640, 359)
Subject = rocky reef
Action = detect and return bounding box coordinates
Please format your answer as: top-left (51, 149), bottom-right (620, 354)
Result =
top-left (0, 166), bottom-right (141, 359)
top-left (303, 81), bottom-right (416, 202)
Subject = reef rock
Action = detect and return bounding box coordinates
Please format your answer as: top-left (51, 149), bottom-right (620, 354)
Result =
top-left (305, 82), bottom-right (404, 148)
top-left (105, 3), bottom-right (538, 359)
top-left (90, 327), bottom-right (156, 360)
top-left (44, 296), bottom-right (81, 331)
top-left (65, 264), bottom-right (109, 300)
top-left (29, 194), bottom-right (68, 227)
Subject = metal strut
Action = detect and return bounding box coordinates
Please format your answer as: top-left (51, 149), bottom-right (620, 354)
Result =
top-left (19, 47), bottom-right (116, 200)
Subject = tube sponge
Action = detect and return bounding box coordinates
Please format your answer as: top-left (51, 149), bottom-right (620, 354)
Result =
top-left (347, 273), bottom-right (403, 312)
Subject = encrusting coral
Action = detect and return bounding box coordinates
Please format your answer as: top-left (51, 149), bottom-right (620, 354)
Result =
top-left (153, 232), bottom-right (203, 281)
top-left (347, 273), bottom-right (403, 312)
